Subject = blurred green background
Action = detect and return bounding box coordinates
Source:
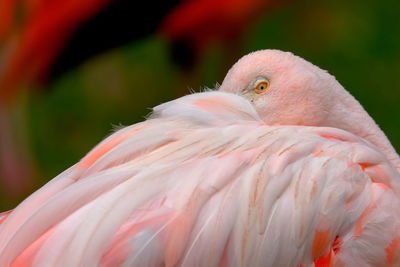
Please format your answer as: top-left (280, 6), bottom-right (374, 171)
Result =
top-left (1, 0), bottom-right (400, 210)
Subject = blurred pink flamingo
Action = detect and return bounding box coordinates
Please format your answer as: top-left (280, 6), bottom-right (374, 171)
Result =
top-left (0, 0), bottom-right (115, 201)
top-left (1, 50), bottom-right (400, 266)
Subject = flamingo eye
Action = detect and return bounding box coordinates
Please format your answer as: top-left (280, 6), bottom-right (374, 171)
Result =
top-left (254, 79), bottom-right (270, 94)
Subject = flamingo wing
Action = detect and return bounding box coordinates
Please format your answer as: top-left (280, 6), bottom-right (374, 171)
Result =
top-left (0, 91), bottom-right (399, 266)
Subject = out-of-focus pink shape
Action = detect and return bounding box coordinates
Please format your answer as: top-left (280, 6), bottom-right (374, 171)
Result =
top-left (0, 0), bottom-right (114, 103)
top-left (0, 0), bottom-right (115, 201)
top-left (0, 0), bottom-right (15, 41)
top-left (160, 0), bottom-right (288, 54)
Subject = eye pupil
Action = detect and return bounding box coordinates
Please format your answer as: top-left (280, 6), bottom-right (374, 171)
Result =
top-left (253, 79), bottom-right (269, 94)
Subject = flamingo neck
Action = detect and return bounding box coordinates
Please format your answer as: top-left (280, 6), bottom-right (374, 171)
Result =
top-left (325, 91), bottom-right (400, 173)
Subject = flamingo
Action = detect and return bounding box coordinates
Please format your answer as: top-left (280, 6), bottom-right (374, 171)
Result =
top-left (0, 49), bottom-right (400, 266)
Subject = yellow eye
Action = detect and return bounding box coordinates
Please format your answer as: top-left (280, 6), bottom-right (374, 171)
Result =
top-left (255, 80), bottom-right (270, 94)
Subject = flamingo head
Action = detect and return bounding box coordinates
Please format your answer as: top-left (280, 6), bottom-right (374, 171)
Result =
top-left (219, 49), bottom-right (340, 127)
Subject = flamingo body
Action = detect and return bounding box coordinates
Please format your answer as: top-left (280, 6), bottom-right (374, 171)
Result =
top-left (1, 50), bottom-right (400, 266)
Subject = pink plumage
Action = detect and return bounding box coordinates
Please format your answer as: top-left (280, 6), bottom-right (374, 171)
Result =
top-left (1, 50), bottom-right (400, 266)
